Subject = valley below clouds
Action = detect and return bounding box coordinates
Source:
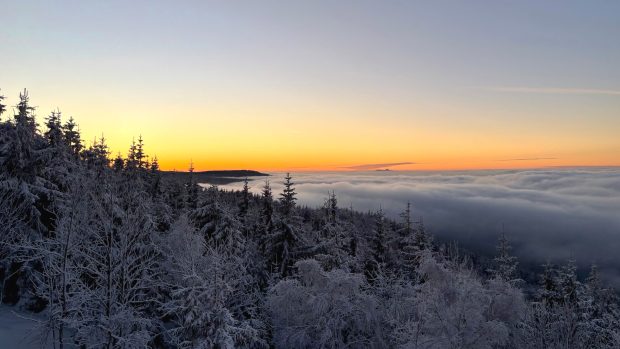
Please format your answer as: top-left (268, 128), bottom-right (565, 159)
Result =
top-left (217, 168), bottom-right (620, 286)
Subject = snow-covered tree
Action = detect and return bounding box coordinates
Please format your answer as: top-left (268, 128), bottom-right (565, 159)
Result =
top-left (238, 177), bottom-right (250, 219)
top-left (279, 172), bottom-right (296, 219)
top-left (267, 259), bottom-right (382, 348)
top-left (26, 181), bottom-right (91, 348)
top-left (162, 217), bottom-right (265, 348)
top-left (488, 230), bottom-right (520, 283)
top-left (260, 180), bottom-right (274, 236)
top-left (407, 251), bottom-right (526, 349)
top-left (190, 185), bottom-right (244, 252)
top-left (0, 90), bottom-right (6, 117)
top-left (71, 174), bottom-right (159, 348)
top-left (364, 209), bottom-right (388, 280)
top-left (186, 161), bottom-right (200, 210)
top-left (62, 116), bottom-right (82, 158)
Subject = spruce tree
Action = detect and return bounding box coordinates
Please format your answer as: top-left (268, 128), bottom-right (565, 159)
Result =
top-left (540, 262), bottom-right (559, 307)
top-left (258, 180), bottom-right (274, 256)
top-left (135, 135), bottom-right (145, 169)
top-left (327, 190), bottom-right (337, 224)
top-left (83, 135), bottom-right (110, 170)
top-left (279, 172), bottom-right (297, 219)
top-left (62, 116), bottom-right (82, 158)
top-left (488, 228), bottom-right (519, 283)
top-left (559, 258), bottom-right (579, 306)
top-left (238, 177), bottom-right (250, 218)
top-left (112, 152), bottom-right (124, 172)
top-left (15, 89), bottom-right (37, 134)
top-left (414, 216), bottom-right (430, 251)
top-left (186, 161), bottom-right (199, 210)
top-left (398, 202), bottom-right (422, 277)
top-left (399, 201), bottom-right (412, 238)
top-left (365, 208), bottom-right (387, 280)
top-left (5, 89), bottom-right (39, 181)
top-left (0, 90), bottom-right (6, 117)
top-left (44, 110), bottom-right (64, 148)
top-left (150, 155), bottom-right (160, 172)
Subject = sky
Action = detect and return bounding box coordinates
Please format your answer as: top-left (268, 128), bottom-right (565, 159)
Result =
top-left (1, 0), bottom-right (619, 171)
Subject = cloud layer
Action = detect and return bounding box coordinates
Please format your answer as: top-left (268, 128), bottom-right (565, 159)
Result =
top-left (217, 168), bottom-right (620, 286)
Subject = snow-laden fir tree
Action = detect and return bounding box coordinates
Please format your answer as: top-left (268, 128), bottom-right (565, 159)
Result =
top-left (488, 228), bottom-right (520, 283)
top-left (186, 161), bottom-right (200, 210)
top-left (238, 178), bottom-right (250, 217)
top-left (190, 185), bottom-right (244, 252)
top-left (62, 116), bottom-right (82, 158)
top-left (162, 217), bottom-right (265, 349)
top-left (0, 90), bottom-right (6, 117)
top-left (364, 208), bottom-right (388, 280)
top-left (267, 174), bottom-right (307, 277)
top-left (279, 172), bottom-right (296, 219)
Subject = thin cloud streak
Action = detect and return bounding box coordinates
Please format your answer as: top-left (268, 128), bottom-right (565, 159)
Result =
top-left (485, 87), bottom-right (620, 96)
top-left (496, 157), bottom-right (558, 162)
top-left (343, 162), bottom-right (415, 170)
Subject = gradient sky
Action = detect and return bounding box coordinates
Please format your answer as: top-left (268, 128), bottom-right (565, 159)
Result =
top-left (1, 0), bottom-right (619, 171)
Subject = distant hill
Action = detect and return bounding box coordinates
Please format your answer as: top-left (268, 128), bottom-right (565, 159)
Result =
top-left (161, 170), bottom-right (269, 185)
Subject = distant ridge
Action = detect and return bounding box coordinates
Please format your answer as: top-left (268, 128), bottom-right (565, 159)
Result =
top-left (161, 170), bottom-right (269, 185)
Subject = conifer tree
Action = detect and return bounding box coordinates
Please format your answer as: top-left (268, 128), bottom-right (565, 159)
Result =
top-left (586, 264), bottom-right (604, 311)
top-left (4, 89), bottom-right (39, 182)
top-left (112, 152), bottom-right (124, 172)
top-left (238, 177), bottom-right (250, 218)
top-left (327, 190), bottom-right (338, 224)
top-left (488, 228), bottom-right (519, 283)
top-left (397, 202), bottom-right (422, 277)
top-left (44, 110), bottom-right (64, 148)
top-left (365, 209), bottom-right (387, 279)
top-left (74, 174), bottom-right (159, 348)
top-left (399, 201), bottom-right (412, 238)
top-left (135, 135), bottom-right (146, 169)
top-left (148, 156), bottom-right (162, 195)
top-left (268, 174), bottom-right (305, 277)
top-left (0, 90), bottom-right (51, 233)
top-left (186, 161), bottom-right (199, 210)
top-left (558, 258), bottom-right (579, 306)
top-left (150, 155), bottom-right (160, 172)
top-left (371, 209), bottom-right (387, 264)
top-left (539, 262), bottom-right (559, 306)
top-left (190, 185), bottom-right (244, 252)
top-left (62, 116), bottom-right (82, 157)
top-left (414, 216), bottom-right (430, 251)
top-left (279, 172), bottom-right (297, 219)
top-left (0, 90), bottom-right (6, 117)
top-left (261, 180), bottom-right (273, 231)
top-left (15, 89), bottom-right (37, 134)
top-left (126, 138), bottom-right (137, 170)
top-left (83, 135), bottom-right (110, 170)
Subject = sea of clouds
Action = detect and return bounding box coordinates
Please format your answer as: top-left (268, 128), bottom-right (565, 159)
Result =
top-left (214, 168), bottom-right (620, 286)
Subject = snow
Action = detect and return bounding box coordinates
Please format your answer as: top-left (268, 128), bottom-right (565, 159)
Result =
top-left (0, 306), bottom-right (50, 349)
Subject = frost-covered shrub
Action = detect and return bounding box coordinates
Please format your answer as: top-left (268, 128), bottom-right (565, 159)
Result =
top-left (268, 259), bottom-right (384, 348)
